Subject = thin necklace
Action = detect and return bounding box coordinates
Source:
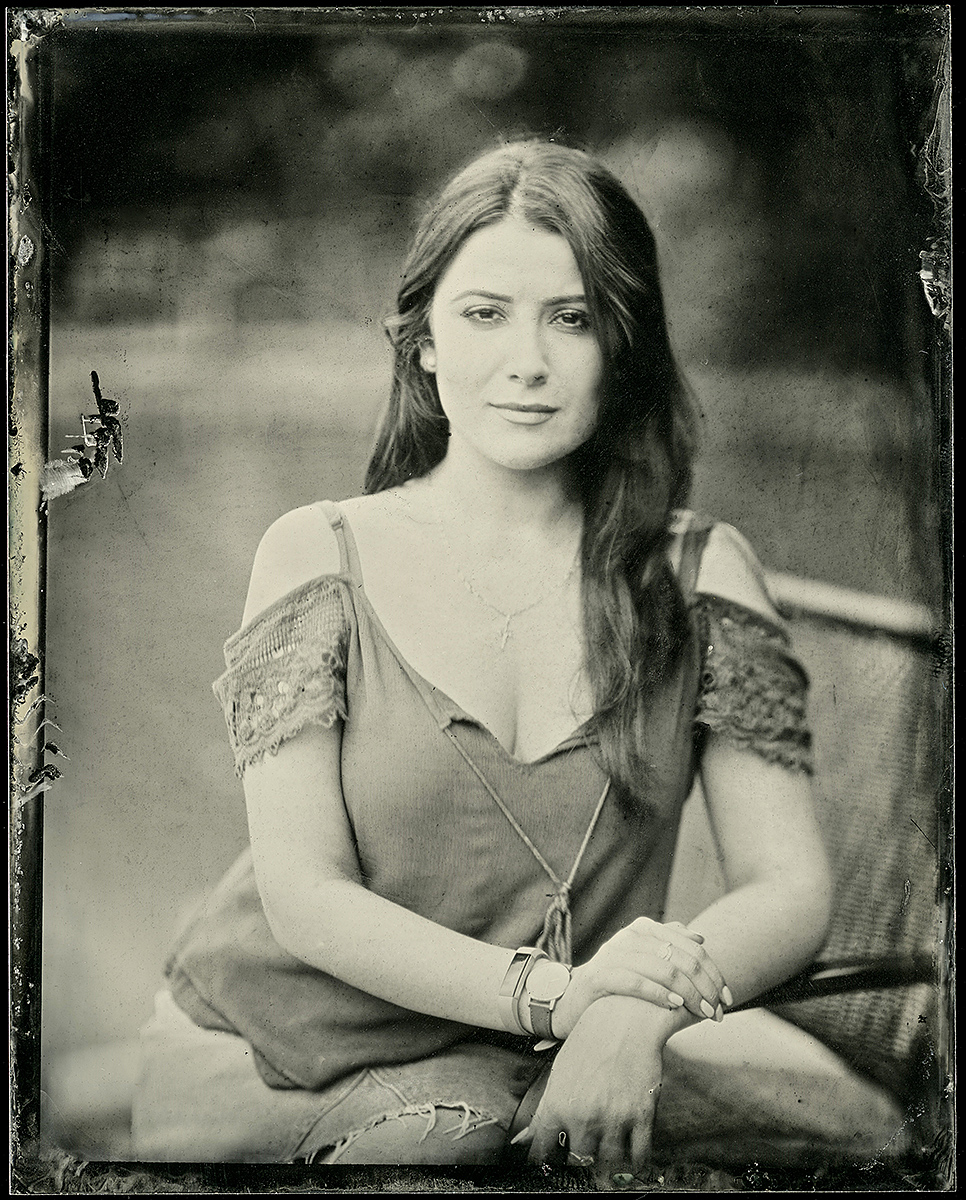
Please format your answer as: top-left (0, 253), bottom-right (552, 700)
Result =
top-left (390, 486), bottom-right (581, 650)
top-left (452, 551), bottom-right (580, 650)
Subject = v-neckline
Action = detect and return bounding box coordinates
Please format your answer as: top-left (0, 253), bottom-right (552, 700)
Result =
top-left (351, 574), bottom-right (595, 768)
top-left (331, 504), bottom-right (595, 768)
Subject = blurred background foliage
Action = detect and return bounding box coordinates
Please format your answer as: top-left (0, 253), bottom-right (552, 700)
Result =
top-left (51, 10), bottom-right (941, 373)
top-left (38, 7), bottom-right (947, 1158)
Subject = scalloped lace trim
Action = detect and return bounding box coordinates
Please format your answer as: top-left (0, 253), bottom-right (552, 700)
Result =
top-left (694, 593), bottom-right (813, 775)
top-left (221, 646), bottom-right (347, 778)
top-left (213, 576), bottom-right (350, 778)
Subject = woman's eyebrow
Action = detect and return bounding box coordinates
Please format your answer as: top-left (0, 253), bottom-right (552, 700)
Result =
top-left (449, 290), bottom-right (588, 304)
top-left (450, 289), bottom-right (513, 303)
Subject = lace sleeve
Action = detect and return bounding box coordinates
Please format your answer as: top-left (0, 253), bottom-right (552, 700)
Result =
top-left (212, 576), bottom-right (352, 778)
top-left (694, 593), bottom-right (813, 775)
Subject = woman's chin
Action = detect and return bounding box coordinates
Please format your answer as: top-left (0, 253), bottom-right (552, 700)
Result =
top-left (493, 451), bottom-right (576, 475)
top-left (461, 435), bottom-right (590, 477)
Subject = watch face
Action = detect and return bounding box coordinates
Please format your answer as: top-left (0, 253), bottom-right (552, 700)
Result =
top-left (528, 958), bottom-right (571, 1002)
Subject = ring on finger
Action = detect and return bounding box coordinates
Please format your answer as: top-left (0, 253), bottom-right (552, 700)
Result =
top-left (659, 941), bottom-right (673, 961)
top-left (558, 1130), bottom-right (568, 1148)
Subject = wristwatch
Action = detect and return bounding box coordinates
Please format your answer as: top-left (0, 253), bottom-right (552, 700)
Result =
top-left (525, 957), bottom-right (572, 1040)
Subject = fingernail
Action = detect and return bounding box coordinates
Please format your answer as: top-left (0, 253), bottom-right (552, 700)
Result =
top-left (722, 985), bottom-right (734, 1007)
top-left (715, 1003), bottom-right (724, 1023)
top-left (667, 992), bottom-right (685, 1008)
top-left (700, 999), bottom-right (716, 1019)
top-left (510, 1126), bottom-right (530, 1145)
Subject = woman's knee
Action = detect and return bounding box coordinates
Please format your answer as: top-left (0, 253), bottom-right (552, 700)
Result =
top-left (317, 1105), bottom-right (508, 1165)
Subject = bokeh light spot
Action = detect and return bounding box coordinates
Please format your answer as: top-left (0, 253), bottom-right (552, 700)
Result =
top-left (327, 40), bottom-right (402, 105)
top-left (450, 41), bottom-right (528, 102)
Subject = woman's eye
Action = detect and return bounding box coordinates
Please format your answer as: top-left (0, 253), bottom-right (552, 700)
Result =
top-left (552, 309), bottom-right (592, 332)
top-left (462, 307), bottom-right (504, 324)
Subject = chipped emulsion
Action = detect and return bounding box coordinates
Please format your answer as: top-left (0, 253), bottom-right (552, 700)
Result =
top-left (17, 235), bottom-right (35, 267)
top-left (918, 36), bottom-right (951, 330)
top-left (10, 15), bottom-right (58, 1161)
top-left (42, 370), bottom-right (125, 500)
top-left (9, 636), bottom-right (62, 805)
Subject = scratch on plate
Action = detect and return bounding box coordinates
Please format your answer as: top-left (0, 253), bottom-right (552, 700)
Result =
top-left (910, 817), bottom-right (936, 852)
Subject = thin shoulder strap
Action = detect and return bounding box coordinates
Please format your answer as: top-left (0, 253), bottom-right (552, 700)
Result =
top-left (676, 511), bottom-right (716, 604)
top-left (315, 500), bottom-right (363, 583)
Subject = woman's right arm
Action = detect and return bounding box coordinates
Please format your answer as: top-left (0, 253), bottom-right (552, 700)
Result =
top-left (239, 508), bottom-right (724, 1035)
top-left (238, 507), bottom-right (516, 1032)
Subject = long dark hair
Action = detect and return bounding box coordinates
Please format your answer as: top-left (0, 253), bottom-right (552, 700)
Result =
top-left (365, 140), bottom-right (697, 807)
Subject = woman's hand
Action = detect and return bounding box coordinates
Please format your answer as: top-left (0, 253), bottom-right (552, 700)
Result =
top-left (550, 917), bottom-right (730, 1038)
top-left (523, 995), bottom-right (677, 1189)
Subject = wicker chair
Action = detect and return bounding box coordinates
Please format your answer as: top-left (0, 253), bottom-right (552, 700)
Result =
top-left (512, 572), bottom-right (946, 1169)
top-left (733, 573), bottom-right (942, 1104)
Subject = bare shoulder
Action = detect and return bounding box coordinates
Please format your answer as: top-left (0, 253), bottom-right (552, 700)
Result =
top-left (337, 485), bottom-right (438, 550)
top-left (695, 521), bottom-right (783, 625)
top-left (338, 486), bottom-right (424, 521)
top-left (242, 503), bottom-right (344, 626)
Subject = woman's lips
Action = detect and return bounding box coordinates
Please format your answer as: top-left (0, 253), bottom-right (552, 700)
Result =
top-left (490, 402), bottom-right (559, 424)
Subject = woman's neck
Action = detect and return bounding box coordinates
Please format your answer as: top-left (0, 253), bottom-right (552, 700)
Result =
top-left (415, 442), bottom-right (581, 546)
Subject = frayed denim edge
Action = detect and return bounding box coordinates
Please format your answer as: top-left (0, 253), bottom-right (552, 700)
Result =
top-left (300, 1101), bottom-right (504, 1164)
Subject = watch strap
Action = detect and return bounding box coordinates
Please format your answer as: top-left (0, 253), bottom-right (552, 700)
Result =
top-left (529, 997), bottom-right (557, 1041)
top-left (526, 959), bottom-right (572, 1041)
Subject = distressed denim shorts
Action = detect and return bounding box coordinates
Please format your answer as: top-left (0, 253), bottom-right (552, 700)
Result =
top-left (131, 990), bottom-right (541, 1164)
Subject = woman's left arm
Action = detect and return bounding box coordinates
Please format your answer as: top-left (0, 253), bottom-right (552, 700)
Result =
top-left (525, 524), bottom-right (833, 1182)
top-left (680, 520), bottom-right (833, 996)
top-left (679, 734), bottom-right (833, 1006)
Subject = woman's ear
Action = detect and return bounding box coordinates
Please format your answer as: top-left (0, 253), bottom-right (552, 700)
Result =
top-left (419, 339), bottom-right (437, 373)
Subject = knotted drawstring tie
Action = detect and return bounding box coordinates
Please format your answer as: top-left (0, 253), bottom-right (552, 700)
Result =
top-left (444, 728), bottom-right (610, 968)
top-left (540, 881), bottom-right (573, 965)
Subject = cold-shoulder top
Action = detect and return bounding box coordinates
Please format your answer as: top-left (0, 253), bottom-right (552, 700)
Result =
top-left (165, 503), bottom-right (812, 1092)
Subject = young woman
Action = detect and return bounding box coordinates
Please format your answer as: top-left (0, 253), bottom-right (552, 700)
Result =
top-left (132, 141), bottom-right (844, 1182)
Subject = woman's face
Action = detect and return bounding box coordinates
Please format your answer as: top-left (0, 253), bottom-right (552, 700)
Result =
top-left (420, 216), bottom-right (604, 474)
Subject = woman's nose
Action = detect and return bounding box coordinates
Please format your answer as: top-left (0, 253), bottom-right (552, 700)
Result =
top-left (506, 322), bottom-right (549, 386)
